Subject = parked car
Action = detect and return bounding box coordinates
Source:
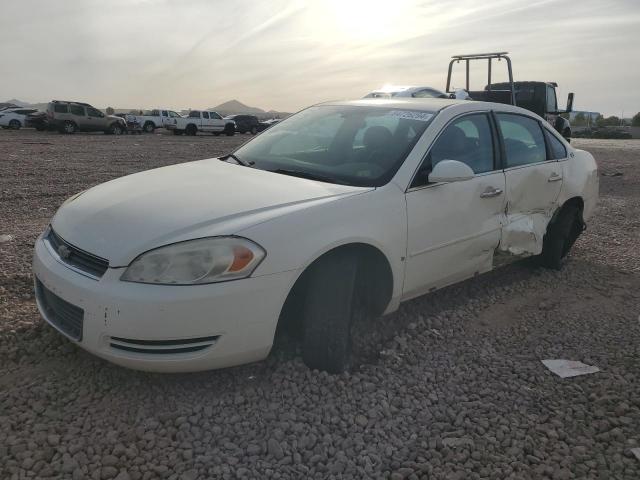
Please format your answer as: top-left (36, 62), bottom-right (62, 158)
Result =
top-left (0, 107), bottom-right (38, 129)
top-left (224, 114), bottom-right (266, 134)
top-left (46, 100), bottom-right (127, 134)
top-left (364, 85), bottom-right (448, 99)
top-left (133, 109), bottom-right (183, 133)
top-left (33, 98), bottom-right (598, 374)
top-left (165, 110), bottom-right (235, 136)
top-left (25, 111), bottom-right (51, 131)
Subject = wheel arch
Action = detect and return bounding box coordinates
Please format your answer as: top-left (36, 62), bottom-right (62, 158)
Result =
top-left (276, 241), bottom-right (395, 337)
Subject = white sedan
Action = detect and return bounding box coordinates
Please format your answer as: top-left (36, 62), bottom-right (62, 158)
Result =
top-left (33, 98), bottom-right (598, 373)
top-left (0, 107), bottom-right (38, 129)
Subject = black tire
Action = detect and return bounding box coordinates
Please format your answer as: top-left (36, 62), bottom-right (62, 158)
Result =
top-left (9, 119), bottom-right (21, 130)
top-left (108, 123), bottom-right (124, 135)
top-left (60, 121), bottom-right (76, 134)
top-left (538, 205), bottom-right (583, 270)
top-left (224, 124), bottom-right (235, 136)
top-left (186, 124), bottom-right (197, 136)
top-left (143, 122), bottom-right (155, 133)
top-left (302, 251), bottom-right (359, 373)
top-left (250, 126), bottom-right (258, 135)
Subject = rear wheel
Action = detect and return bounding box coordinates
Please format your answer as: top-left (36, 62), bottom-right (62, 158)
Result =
top-left (250, 126), bottom-right (258, 135)
top-left (538, 205), bottom-right (583, 270)
top-left (61, 121), bottom-right (76, 134)
top-left (302, 251), bottom-right (360, 373)
top-left (143, 122), bottom-right (155, 133)
top-left (186, 124), bottom-right (197, 136)
top-left (9, 119), bottom-right (21, 130)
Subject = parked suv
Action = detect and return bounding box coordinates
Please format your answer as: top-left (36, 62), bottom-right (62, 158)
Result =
top-left (47, 100), bottom-right (127, 134)
top-left (224, 115), bottom-right (266, 134)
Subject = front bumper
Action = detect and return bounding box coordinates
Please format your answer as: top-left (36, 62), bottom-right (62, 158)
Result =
top-left (33, 236), bottom-right (297, 372)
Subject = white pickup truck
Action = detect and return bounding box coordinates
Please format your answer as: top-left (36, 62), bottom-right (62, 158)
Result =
top-left (165, 110), bottom-right (236, 136)
top-left (133, 109), bottom-right (183, 133)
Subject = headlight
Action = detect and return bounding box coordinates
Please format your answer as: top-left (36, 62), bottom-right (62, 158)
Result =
top-left (121, 237), bottom-right (266, 285)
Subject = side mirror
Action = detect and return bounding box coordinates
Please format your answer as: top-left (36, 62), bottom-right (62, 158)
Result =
top-left (428, 160), bottom-right (475, 183)
top-left (566, 93), bottom-right (574, 113)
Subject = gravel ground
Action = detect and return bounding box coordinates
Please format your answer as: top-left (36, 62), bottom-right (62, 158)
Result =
top-left (1, 131), bottom-right (639, 480)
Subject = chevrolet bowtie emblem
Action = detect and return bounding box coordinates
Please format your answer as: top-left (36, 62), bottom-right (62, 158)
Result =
top-left (57, 244), bottom-right (71, 259)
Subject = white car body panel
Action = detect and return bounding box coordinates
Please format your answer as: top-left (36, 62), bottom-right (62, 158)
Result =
top-left (166, 110), bottom-right (228, 133)
top-left (51, 159), bottom-right (368, 266)
top-left (33, 98), bottom-right (598, 372)
top-left (132, 109), bottom-right (182, 129)
top-left (0, 108), bottom-right (37, 127)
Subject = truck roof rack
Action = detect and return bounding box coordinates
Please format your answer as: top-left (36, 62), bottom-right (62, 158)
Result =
top-left (446, 52), bottom-right (515, 105)
top-left (51, 100), bottom-right (92, 107)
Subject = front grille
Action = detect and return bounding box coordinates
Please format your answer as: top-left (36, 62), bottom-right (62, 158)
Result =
top-left (35, 278), bottom-right (84, 341)
top-left (46, 228), bottom-right (109, 278)
top-left (109, 336), bottom-right (219, 355)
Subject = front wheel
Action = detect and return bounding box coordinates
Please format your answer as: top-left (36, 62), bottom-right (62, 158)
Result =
top-left (538, 205), bottom-right (583, 270)
top-left (108, 123), bottom-right (124, 135)
top-left (302, 251), bottom-right (360, 373)
top-left (224, 124), bottom-right (235, 136)
top-left (250, 126), bottom-right (258, 135)
top-left (9, 119), bottom-right (21, 130)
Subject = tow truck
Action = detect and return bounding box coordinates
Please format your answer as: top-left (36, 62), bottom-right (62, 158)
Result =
top-left (445, 52), bottom-right (575, 140)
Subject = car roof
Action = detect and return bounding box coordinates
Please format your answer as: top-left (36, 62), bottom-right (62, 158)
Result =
top-left (319, 97), bottom-right (537, 116)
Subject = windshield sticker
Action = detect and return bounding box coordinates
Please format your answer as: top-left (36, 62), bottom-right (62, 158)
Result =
top-left (386, 110), bottom-right (434, 122)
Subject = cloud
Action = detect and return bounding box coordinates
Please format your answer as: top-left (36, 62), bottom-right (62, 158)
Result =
top-left (0, 0), bottom-right (638, 116)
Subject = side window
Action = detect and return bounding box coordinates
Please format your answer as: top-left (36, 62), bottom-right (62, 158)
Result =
top-left (151, 110), bottom-right (159, 116)
top-left (497, 114), bottom-right (547, 167)
top-left (161, 110), bottom-right (168, 116)
top-left (202, 111), bottom-right (210, 119)
top-left (546, 86), bottom-right (557, 113)
top-left (545, 129), bottom-right (567, 160)
top-left (168, 111), bottom-right (180, 118)
top-left (188, 111), bottom-right (200, 118)
top-left (87, 107), bottom-right (102, 117)
top-left (69, 105), bottom-right (85, 116)
top-left (54, 104), bottom-right (68, 114)
top-left (210, 112), bottom-right (222, 120)
top-left (411, 114), bottom-right (495, 188)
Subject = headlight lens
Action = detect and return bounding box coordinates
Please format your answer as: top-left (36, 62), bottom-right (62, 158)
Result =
top-left (121, 237), bottom-right (266, 285)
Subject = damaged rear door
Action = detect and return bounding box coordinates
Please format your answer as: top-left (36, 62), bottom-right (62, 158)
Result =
top-left (495, 113), bottom-right (563, 257)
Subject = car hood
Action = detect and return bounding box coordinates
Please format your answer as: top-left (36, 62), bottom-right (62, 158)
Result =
top-left (51, 158), bottom-right (369, 266)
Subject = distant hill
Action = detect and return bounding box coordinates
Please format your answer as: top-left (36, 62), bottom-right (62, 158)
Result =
top-left (1, 99), bottom-right (48, 111)
top-left (211, 99), bottom-right (291, 119)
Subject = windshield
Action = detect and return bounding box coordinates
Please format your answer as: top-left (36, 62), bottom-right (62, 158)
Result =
top-left (233, 105), bottom-right (434, 187)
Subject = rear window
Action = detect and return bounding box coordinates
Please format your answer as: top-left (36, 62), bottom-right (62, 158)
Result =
top-left (54, 104), bottom-right (68, 114)
top-left (70, 105), bottom-right (85, 116)
top-left (188, 111), bottom-right (200, 118)
top-left (545, 129), bottom-right (567, 159)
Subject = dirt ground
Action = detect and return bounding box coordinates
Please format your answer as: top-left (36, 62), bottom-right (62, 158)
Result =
top-left (1, 130), bottom-right (639, 479)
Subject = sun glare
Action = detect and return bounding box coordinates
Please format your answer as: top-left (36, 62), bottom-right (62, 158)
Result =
top-left (323, 0), bottom-right (412, 43)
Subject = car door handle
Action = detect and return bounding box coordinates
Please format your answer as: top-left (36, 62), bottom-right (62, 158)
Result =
top-left (480, 187), bottom-right (503, 198)
top-left (548, 173), bottom-right (562, 182)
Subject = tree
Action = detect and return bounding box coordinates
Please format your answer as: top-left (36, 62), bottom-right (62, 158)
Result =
top-left (106, 106), bottom-right (115, 115)
top-left (632, 112), bottom-right (640, 127)
top-left (573, 112), bottom-right (586, 127)
top-left (596, 115), bottom-right (620, 127)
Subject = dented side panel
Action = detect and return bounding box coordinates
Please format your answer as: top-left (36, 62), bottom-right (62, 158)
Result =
top-left (500, 161), bottom-right (564, 257)
top-left (558, 149), bottom-right (599, 221)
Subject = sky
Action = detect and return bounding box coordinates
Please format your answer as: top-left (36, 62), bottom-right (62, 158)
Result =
top-left (1, 0), bottom-right (639, 116)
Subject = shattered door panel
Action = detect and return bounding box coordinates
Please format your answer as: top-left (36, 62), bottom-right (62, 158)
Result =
top-left (500, 162), bottom-right (563, 257)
